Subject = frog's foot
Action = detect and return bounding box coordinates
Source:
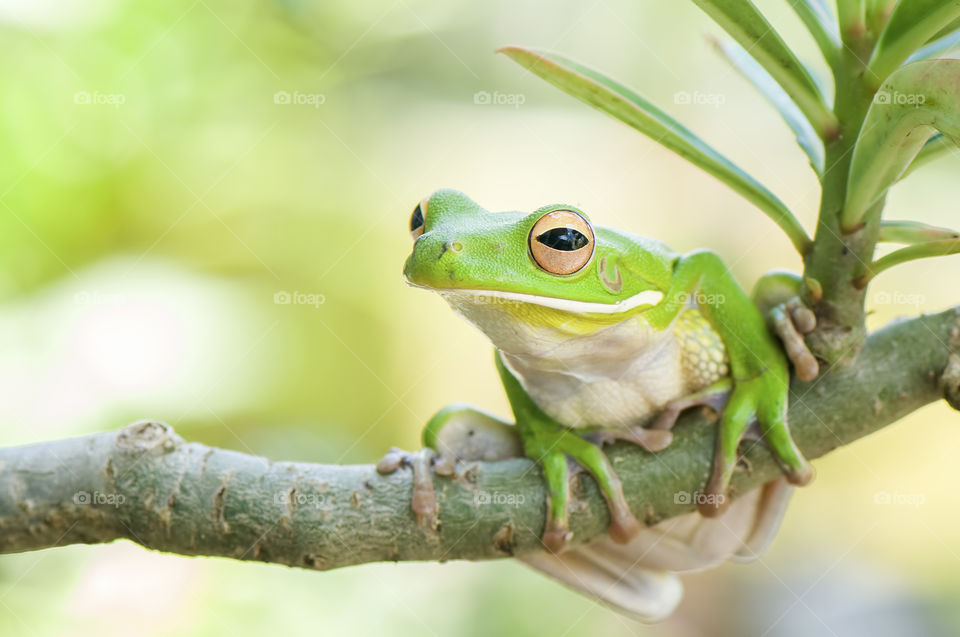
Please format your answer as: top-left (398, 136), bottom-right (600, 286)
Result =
top-left (699, 378), bottom-right (813, 518)
top-left (585, 427), bottom-right (673, 453)
top-left (770, 297), bottom-right (819, 382)
top-left (584, 380), bottom-right (732, 453)
top-left (376, 447), bottom-right (444, 529)
top-left (526, 427), bottom-right (642, 553)
top-left (650, 378), bottom-right (733, 433)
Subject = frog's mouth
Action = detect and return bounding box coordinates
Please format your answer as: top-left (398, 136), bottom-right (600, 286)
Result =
top-left (406, 279), bottom-right (664, 315)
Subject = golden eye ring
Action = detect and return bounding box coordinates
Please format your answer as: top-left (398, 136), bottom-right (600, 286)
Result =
top-left (528, 209), bottom-right (595, 275)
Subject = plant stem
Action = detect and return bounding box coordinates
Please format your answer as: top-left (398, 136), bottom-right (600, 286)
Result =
top-left (803, 33), bottom-right (881, 366)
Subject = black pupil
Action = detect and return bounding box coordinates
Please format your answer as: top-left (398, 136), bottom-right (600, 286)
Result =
top-left (410, 204), bottom-right (424, 231)
top-left (536, 227), bottom-right (588, 251)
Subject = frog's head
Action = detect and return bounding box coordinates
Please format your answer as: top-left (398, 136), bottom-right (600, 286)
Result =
top-left (404, 190), bottom-right (673, 337)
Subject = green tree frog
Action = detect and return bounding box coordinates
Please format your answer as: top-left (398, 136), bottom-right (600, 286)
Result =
top-left (379, 189), bottom-right (816, 621)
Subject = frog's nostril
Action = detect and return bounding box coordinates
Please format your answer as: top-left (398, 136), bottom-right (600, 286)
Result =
top-left (438, 241), bottom-right (463, 260)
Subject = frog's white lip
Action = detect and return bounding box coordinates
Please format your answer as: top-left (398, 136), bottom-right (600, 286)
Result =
top-left (406, 278), bottom-right (664, 314)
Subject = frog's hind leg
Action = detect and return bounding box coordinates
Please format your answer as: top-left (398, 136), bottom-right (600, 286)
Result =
top-left (495, 350), bottom-right (641, 551)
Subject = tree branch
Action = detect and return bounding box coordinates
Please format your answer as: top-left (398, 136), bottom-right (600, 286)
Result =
top-left (2, 308), bottom-right (958, 570)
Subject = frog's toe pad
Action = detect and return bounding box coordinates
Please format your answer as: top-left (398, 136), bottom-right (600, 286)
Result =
top-left (785, 463), bottom-right (814, 486)
top-left (375, 447), bottom-right (407, 474)
top-left (608, 512), bottom-right (643, 545)
top-left (543, 523), bottom-right (573, 554)
top-left (588, 428), bottom-right (673, 453)
top-left (697, 495), bottom-right (731, 518)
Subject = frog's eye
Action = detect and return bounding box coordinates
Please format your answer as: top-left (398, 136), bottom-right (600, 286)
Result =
top-left (410, 201), bottom-right (426, 240)
top-left (529, 210), bottom-right (594, 275)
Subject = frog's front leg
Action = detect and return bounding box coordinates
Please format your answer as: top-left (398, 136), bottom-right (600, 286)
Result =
top-left (495, 351), bottom-right (641, 552)
top-left (647, 252), bottom-right (814, 517)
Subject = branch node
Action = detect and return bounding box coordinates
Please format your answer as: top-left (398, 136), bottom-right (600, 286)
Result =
top-left (116, 420), bottom-right (182, 454)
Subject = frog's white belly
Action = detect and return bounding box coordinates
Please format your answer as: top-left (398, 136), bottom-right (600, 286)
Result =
top-left (501, 318), bottom-right (688, 428)
top-left (440, 291), bottom-right (728, 429)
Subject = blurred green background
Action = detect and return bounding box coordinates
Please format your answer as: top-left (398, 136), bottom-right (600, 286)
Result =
top-left (1, 0), bottom-right (959, 635)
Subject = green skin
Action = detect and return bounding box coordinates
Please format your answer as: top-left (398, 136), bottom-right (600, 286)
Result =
top-left (404, 189), bottom-right (814, 551)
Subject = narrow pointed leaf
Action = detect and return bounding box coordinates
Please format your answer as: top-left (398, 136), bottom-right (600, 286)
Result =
top-left (866, 0), bottom-right (960, 88)
top-left (866, 0), bottom-right (897, 38)
top-left (860, 239), bottom-right (960, 284)
top-left (879, 220), bottom-right (960, 243)
top-left (842, 59), bottom-right (960, 231)
top-left (690, 0), bottom-right (837, 136)
top-left (499, 46), bottom-right (811, 253)
top-left (789, 0), bottom-right (841, 63)
top-left (907, 27), bottom-right (960, 62)
top-left (837, 0), bottom-right (866, 43)
top-left (715, 39), bottom-right (825, 173)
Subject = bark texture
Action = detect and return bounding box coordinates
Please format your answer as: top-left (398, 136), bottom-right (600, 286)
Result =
top-left (1, 308), bottom-right (958, 570)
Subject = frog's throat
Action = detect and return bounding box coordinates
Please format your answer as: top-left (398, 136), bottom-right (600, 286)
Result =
top-left (415, 284), bottom-right (664, 315)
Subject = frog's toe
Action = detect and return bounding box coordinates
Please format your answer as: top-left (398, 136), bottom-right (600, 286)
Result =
top-left (432, 454), bottom-right (456, 476)
top-left (539, 451), bottom-right (573, 553)
top-left (375, 447), bottom-right (440, 529)
top-left (771, 298), bottom-right (819, 382)
top-left (787, 298), bottom-right (816, 334)
top-left (543, 520), bottom-right (573, 554)
top-left (699, 455), bottom-right (735, 518)
top-left (587, 427), bottom-right (673, 453)
top-left (375, 447), bottom-right (408, 474)
top-left (651, 379), bottom-right (732, 433)
top-left (559, 435), bottom-right (642, 544)
top-left (785, 463), bottom-right (814, 486)
top-left (756, 405), bottom-right (814, 487)
top-left (408, 448), bottom-right (439, 528)
top-left (607, 505), bottom-right (643, 544)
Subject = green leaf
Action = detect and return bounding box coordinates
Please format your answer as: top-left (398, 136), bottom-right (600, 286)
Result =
top-left (866, 0), bottom-right (960, 88)
top-left (714, 38), bottom-right (825, 173)
top-left (865, 0), bottom-right (897, 39)
top-left (842, 59), bottom-right (960, 231)
top-left (858, 239), bottom-right (960, 285)
top-left (879, 220), bottom-right (960, 243)
top-left (690, 0), bottom-right (838, 136)
top-left (837, 0), bottom-right (866, 44)
top-left (899, 133), bottom-right (958, 180)
top-left (907, 27), bottom-right (960, 62)
top-left (789, 0), bottom-right (841, 64)
top-left (499, 46), bottom-right (812, 253)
